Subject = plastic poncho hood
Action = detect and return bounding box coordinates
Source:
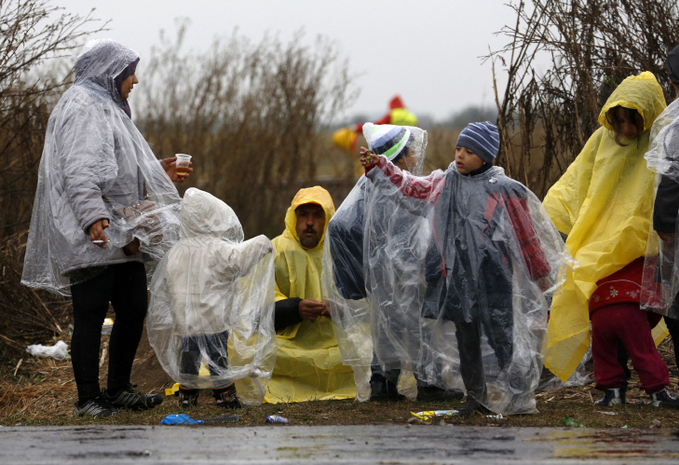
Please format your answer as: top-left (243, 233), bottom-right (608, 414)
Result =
top-left (543, 71), bottom-right (667, 381)
top-left (266, 186), bottom-right (357, 403)
top-left (146, 188), bottom-right (276, 403)
top-left (322, 124), bottom-right (428, 401)
top-left (22, 39), bottom-right (182, 295)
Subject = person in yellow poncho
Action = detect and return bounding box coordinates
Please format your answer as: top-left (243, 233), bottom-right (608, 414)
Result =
top-left (265, 186), bottom-right (356, 402)
top-left (543, 71), bottom-right (677, 407)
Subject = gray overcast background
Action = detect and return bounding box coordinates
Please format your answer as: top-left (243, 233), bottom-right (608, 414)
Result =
top-left (62, 0), bottom-right (515, 122)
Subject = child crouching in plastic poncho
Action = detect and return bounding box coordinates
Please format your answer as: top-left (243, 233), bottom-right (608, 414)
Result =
top-left (146, 188), bottom-right (277, 408)
top-left (360, 122), bottom-right (572, 416)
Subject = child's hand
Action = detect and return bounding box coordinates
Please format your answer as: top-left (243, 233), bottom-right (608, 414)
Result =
top-left (537, 276), bottom-right (550, 292)
top-left (359, 146), bottom-right (378, 168)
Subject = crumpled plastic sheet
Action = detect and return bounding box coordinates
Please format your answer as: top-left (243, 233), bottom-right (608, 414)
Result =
top-left (326, 143), bottom-right (574, 414)
top-left (323, 124), bottom-right (428, 401)
top-left (146, 188), bottom-right (276, 405)
top-left (642, 98), bottom-right (679, 318)
top-left (21, 39), bottom-right (181, 296)
top-left (26, 340), bottom-right (70, 360)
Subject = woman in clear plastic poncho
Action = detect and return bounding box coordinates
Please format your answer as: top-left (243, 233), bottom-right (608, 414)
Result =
top-left (146, 188), bottom-right (276, 406)
top-left (21, 39), bottom-right (182, 415)
top-left (323, 123), bottom-right (427, 401)
top-left (544, 72), bottom-right (673, 407)
top-left (357, 122), bottom-right (570, 415)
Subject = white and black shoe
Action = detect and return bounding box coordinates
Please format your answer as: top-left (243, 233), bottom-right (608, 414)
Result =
top-left (594, 387), bottom-right (626, 407)
top-left (649, 388), bottom-right (679, 408)
top-left (104, 384), bottom-right (163, 410)
top-left (73, 395), bottom-right (119, 418)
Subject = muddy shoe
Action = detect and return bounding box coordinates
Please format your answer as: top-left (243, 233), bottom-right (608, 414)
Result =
top-left (650, 388), bottom-right (679, 408)
top-left (73, 394), bottom-right (118, 418)
top-left (104, 384), bottom-right (163, 410)
top-left (594, 387), bottom-right (626, 406)
top-left (177, 387), bottom-right (199, 408)
top-left (416, 385), bottom-right (464, 402)
top-left (214, 384), bottom-right (241, 409)
top-left (457, 396), bottom-right (490, 417)
top-left (370, 373), bottom-right (404, 401)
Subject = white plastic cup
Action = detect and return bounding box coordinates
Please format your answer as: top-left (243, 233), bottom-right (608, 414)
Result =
top-left (175, 153), bottom-right (192, 176)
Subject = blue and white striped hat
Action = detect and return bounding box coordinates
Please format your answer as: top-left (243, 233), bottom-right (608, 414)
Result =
top-left (369, 125), bottom-right (413, 164)
top-left (456, 121), bottom-right (500, 163)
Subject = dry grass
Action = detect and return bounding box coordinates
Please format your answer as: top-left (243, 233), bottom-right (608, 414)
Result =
top-left (1, 327), bottom-right (677, 429)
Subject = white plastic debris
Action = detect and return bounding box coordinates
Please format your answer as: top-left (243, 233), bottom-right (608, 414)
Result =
top-left (26, 340), bottom-right (70, 360)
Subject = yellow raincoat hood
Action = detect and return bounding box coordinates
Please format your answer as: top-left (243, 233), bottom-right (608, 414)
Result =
top-left (265, 186), bottom-right (356, 402)
top-left (543, 71), bottom-right (667, 381)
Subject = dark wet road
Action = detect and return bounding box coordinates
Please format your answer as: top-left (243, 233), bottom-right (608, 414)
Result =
top-left (1, 425), bottom-right (678, 464)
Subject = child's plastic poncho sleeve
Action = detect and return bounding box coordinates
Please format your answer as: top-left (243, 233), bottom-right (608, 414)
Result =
top-left (146, 188), bottom-right (276, 405)
top-left (361, 157), bottom-right (571, 414)
top-left (543, 71), bottom-right (667, 382)
top-left (264, 186), bottom-right (357, 403)
top-left (642, 98), bottom-right (679, 319)
top-left (322, 124), bottom-right (428, 401)
top-left (21, 39), bottom-right (181, 295)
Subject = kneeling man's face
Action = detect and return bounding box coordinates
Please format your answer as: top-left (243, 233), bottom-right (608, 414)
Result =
top-left (295, 203), bottom-right (325, 249)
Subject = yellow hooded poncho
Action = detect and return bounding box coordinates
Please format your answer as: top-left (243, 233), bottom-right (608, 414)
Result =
top-left (264, 186), bottom-right (356, 402)
top-left (542, 71), bottom-right (668, 381)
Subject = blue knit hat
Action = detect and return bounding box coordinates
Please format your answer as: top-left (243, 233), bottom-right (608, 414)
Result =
top-left (456, 121), bottom-right (500, 163)
top-left (370, 125), bottom-right (414, 164)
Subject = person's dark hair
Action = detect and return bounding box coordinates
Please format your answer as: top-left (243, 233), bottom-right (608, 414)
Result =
top-left (391, 132), bottom-right (416, 165)
top-left (605, 106), bottom-right (644, 146)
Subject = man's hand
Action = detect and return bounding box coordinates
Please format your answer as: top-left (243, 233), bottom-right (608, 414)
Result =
top-left (88, 218), bottom-right (109, 249)
top-left (298, 298), bottom-right (330, 322)
top-left (161, 156), bottom-right (192, 182)
top-left (658, 231), bottom-right (675, 243)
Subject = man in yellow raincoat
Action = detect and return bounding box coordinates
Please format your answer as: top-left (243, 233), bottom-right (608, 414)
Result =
top-left (265, 186), bottom-right (356, 402)
top-left (543, 72), bottom-right (669, 391)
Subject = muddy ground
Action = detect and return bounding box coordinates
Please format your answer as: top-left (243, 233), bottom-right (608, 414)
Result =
top-left (1, 324), bottom-right (678, 429)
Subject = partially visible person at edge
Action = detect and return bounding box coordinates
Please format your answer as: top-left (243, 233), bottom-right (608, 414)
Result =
top-left (266, 186), bottom-right (356, 402)
top-left (647, 44), bottom-right (679, 372)
top-left (21, 39), bottom-right (190, 418)
top-left (543, 71), bottom-right (679, 408)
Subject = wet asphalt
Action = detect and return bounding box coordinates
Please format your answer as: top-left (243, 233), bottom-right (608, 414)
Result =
top-left (1, 425), bottom-right (678, 464)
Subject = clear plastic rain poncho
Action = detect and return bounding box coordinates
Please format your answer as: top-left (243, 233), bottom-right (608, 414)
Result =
top-left (21, 39), bottom-right (181, 295)
top-left (353, 153), bottom-right (572, 414)
top-left (146, 188), bottom-right (276, 405)
top-left (641, 97), bottom-right (679, 319)
top-left (323, 123), bottom-right (428, 401)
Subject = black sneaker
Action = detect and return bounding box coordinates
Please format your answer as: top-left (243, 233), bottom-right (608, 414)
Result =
top-left (370, 373), bottom-right (404, 401)
top-left (73, 395), bottom-right (119, 418)
top-left (594, 387), bottom-right (626, 406)
top-left (649, 388), bottom-right (679, 408)
top-left (416, 385), bottom-right (465, 402)
top-left (214, 384), bottom-right (241, 409)
top-left (177, 387), bottom-right (199, 408)
top-left (457, 395), bottom-right (490, 417)
top-left (104, 384), bottom-right (163, 410)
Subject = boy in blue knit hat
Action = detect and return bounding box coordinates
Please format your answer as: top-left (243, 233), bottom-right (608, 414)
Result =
top-left (360, 122), bottom-right (566, 416)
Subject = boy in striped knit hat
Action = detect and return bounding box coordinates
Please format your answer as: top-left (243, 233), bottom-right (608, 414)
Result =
top-left (360, 122), bottom-right (562, 416)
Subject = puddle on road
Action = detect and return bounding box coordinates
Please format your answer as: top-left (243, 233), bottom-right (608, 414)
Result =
top-left (524, 429), bottom-right (679, 459)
